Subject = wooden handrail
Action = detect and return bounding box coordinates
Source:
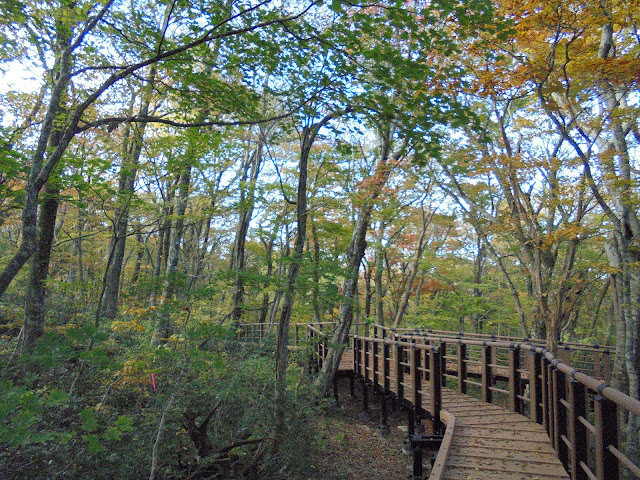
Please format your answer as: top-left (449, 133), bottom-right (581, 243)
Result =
top-left (429, 410), bottom-right (456, 480)
top-left (391, 326), bottom-right (614, 351)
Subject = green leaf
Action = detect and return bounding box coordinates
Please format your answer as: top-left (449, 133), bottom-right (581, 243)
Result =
top-left (115, 415), bottom-right (133, 433)
top-left (46, 389), bottom-right (67, 406)
top-left (83, 434), bottom-right (103, 453)
top-left (79, 408), bottom-right (98, 432)
top-left (103, 427), bottom-right (121, 442)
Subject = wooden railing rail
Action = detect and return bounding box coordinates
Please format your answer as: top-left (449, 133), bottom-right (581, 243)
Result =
top-left (383, 326), bottom-right (613, 382)
top-left (237, 321), bottom-right (368, 346)
top-left (393, 326), bottom-right (613, 350)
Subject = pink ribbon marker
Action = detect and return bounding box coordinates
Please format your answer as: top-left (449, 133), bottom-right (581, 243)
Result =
top-left (151, 373), bottom-right (156, 392)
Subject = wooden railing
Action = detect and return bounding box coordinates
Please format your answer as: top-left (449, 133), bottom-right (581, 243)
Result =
top-left (306, 324), bottom-right (329, 370)
top-left (389, 326), bottom-right (614, 382)
top-left (236, 321), bottom-right (336, 346)
top-left (352, 333), bottom-right (445, 432)
top-left (367, 325), bottom-right (640, 480)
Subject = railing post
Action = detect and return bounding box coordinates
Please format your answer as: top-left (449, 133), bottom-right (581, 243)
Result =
top-left (509, 344), bottom-right (522, 413)
top-left (411, 345), bottom-right (422, 417)
top-left (413, 444), bottom-right (424, 480)
top-left (429, 346), bottom-right (443, 434)
top-left (530, 349), bottom-right (543, 424)
top-left (352, 337), bottom-right (357, 376)
top-left (313, 333), bottom-right (320, 372)
top-left (381, 341), bottom-right (390, 429)
top-left (482, 342), bottom-right (493, 403)
top-left (603, 350), bottom-right (612, 383)
top-left (353, 336), bottom-right (361, 375)
top-left (553, 366), bottom-right (568, 469)
top-left (569, 379), bottom-right (587, 480)
top-left (541, 355), bottom-right (548, 432)
top-left (373, 338), bottom-right (379, 392)
top-left (383, 342), bottom-right (390, 393)
top-left (594, 389), bottom-right (619, 480)
top-left (457, 342), bottom-right (467, 394)
top-left (307, 327), bottom-right (314, 373)
top-left (363, 338), bottom-right (370, 383)
top-left (440, 341), bottom-right (447, 387)
top-left (424, 344), bottom-right (430, 382)
top-left (361, 338), bottom-right (370, 415)
top-left (543, 359), bottom-right (554, 440)
top-left (295, 324), bottom-right (299, 346)
top-left (395, 342), bottom-right (404, 401)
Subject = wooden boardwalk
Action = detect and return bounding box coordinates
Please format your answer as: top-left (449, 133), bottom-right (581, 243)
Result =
top-left (239, 322), bottom-right (640, 480)
top-left (431, 390), bottom-right (568, 480)
top-left (341, 346), bottom-right (569, 480)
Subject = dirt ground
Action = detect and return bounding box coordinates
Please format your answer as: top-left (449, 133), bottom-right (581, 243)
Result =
top-left (304, 377), bottom-right (432, 480)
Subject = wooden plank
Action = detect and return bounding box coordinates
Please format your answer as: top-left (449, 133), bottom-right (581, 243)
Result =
top-left (447, 445), bottom-right (563, 464)
top-left (442, 466), bottom-right (568, 480)
top-left (455, 416), bottom-right (532, 426)
top-left (452, 427), bottom-right (552, 444)
top-left (443, 406), bottom-right (519, 415)
top-left (444, 457), bottom-right (569, 476)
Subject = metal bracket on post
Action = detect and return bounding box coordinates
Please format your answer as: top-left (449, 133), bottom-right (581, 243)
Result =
top-left (410, 434), bottom-right (444, 480)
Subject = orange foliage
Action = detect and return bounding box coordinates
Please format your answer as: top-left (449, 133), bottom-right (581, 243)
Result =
top-left (421, 278), bottom-right (455, 296)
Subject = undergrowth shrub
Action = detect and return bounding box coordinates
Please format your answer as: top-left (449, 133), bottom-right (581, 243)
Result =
top-left (0, 320), bottom-right (318, 479)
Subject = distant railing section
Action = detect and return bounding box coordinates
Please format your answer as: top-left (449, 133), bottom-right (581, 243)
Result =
top-left (236, 321), bottom-right (369, 346)
top-left (236, 321), bottom-right (336, 346)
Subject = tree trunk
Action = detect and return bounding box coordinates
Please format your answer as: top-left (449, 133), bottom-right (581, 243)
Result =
top-left (21, 181), bottom-right (61, 354)
top-left (311, 221), bottom-right (322, 323)
top-left (472, 237), bottom-right (485, 332)
top-left (188, 217), bottom-right (212, 292)
top-left (151, 184), bottom-right (175, 307)
top-left (392, 205), bottom-right (432, 328)
top-left (274, 128), bottom-right (312, 440)
top-left (314, 210), bottom-right (377, 395)
top-left (374, 227), bottom-right (386, 326)
top-left (130, 233), bottom-right (145, 288)
top-left (0, 13), bottom-right (73, 299)
top-left (151, 165), bottom-right (191, 346)
top-left (74, 196), bottom-right (85, 284)
top-left (274, 114), bottom-right (338, 441)
top-left (315, 126), bottom-right (400, 395)
top-left (363, 260), bottom-right (373, 320)
top-left (258, 233), bottom-right (275, 324)
top-left (101, 71), bottom-right (157, 320)
top-left (231, 140), bottom-right (263, 326)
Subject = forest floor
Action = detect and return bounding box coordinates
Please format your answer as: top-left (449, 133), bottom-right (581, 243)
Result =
top-left (302, 377), bottom-right (431, 480)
